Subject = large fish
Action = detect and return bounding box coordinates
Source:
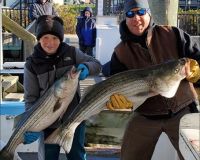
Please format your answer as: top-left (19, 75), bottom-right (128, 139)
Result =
top-left (45, 58), bottom-right (189, 153)
top-left (0, 67), bottom-right (81, 160)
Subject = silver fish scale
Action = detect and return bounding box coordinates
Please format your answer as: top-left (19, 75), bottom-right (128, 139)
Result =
top-left (45, 59), bottom-right (187, 153)
top-left (45, 72), bottom-right (153, 151)
top-left (6, 87), bottom-right (57, 153)
top-left (80, 76), bottom-right (106, 96)
top-left (0, 69), bottom-right (80, 160)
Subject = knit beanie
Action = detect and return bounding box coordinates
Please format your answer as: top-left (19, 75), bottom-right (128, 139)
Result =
top-left (36, 15), bottom-right (64, 42)
top-left (124, 0), bottom-right (151, 14)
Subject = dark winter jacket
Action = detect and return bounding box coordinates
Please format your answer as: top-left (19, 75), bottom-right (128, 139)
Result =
top-left (24, 42), bottom-right (101, 127)
top-left (29, 0), bottom-right (58, 21)
top-left (76, 7), bottom-right (96, 47)
top-left (110, 19), bottom-right (200, 116)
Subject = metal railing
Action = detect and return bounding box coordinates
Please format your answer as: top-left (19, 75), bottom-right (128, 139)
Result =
top-left (178, 13), bottom-right (200, 35)
top-left (2, 4), bottom-right (199, 62)
top-left (2, 8), bottom-right (30, 28)
top-left (179, 0), bottom-right (200, 10)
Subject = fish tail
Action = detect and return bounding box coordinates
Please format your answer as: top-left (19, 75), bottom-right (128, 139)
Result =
top-left (62, 130), bottom-right (75, 153)
top-left (45, 127), bottom-right (76, 154)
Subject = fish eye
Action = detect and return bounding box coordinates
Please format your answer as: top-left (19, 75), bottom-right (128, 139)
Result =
top-left (174, 68), bottom-right (179, 73)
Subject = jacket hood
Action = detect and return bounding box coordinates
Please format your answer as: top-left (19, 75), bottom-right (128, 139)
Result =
top-left (83, 7), bottom-right (93, 17)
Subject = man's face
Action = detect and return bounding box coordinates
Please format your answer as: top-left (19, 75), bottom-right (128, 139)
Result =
top-left (126, 8), bottom-right (150, 36)
top-left (39, 34), bottom-right (60, 55)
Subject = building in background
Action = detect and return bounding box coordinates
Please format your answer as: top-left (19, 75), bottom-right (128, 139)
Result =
top-left (179, 0), bottom-right (200, 10)
top-left (53, 0), bottom-right (64, 5)
top-left (2, 0), bottom-right (200, 9)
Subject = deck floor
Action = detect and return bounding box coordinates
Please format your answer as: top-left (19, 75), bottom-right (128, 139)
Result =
top-left (18, 152), bottom-right (120, 160)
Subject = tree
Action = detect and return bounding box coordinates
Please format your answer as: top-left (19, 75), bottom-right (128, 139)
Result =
top-left (149, 0), bottom-right (179, 26)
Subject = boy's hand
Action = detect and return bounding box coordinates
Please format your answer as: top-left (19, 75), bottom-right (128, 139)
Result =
top-left (77, 64), bottom-right (89, 80)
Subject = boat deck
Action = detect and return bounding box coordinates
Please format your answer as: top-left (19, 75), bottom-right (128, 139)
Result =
top-left (18, 150), bottom-right (120, 160)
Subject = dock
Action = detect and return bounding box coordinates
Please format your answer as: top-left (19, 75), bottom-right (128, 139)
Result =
top-left (1, 35), bottom-right (200, 160)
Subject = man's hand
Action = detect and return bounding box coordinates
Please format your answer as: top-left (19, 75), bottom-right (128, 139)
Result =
top-left (106, 93), bottom-right (133, 110)
top-left (186, 59), bottom-right (200, 83)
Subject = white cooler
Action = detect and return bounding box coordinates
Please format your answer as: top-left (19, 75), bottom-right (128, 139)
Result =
top-left (179, 113), bottom-right (200, 160)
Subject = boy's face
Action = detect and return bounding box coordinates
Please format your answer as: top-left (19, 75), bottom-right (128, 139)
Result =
top-left (39, 34), bottom-right (60, 55)
top-left (84, 11), bottom-right (91, 18)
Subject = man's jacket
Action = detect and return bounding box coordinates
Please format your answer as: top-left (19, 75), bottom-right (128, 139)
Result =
top-left (29, 0), bottom-right (58, 21)
top-left (110, 20), bottom-right (200, 116)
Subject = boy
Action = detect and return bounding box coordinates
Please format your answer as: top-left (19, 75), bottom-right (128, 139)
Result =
top-left (23, 15), bottom-right (101, 160)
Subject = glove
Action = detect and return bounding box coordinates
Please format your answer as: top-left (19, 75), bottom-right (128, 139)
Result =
top-left (77, 64), bottom-right (89, 80)
top-left (23, 131), bottom-right (41, 144)
top-left (186, 59), bottom-right (200, 83)
top-left (106, 93), bottom-right (133, 110)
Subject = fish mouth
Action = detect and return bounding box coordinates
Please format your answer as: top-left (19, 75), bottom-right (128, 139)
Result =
top-left (181, 65), bottom-right (187, 77)
top-left (179, 58), bottom-right (188, 77)
top-left (70, 66), bottom-right (79, 79)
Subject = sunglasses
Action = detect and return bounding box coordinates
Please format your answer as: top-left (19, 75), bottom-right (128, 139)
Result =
top-left (126, 8), bottom-right (148, 18)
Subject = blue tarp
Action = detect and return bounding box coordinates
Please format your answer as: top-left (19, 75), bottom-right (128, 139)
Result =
top-left (0, 101), bottom-right (25, 115)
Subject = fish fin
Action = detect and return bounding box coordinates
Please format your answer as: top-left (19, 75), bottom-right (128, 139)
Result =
top-left (45, 127), bottom-right (76, 153)
top-left (58, 111), bottom-right (65, 121)
top-left (134, 91), bottom-right (149, 97)
top-left (62, 128), bottom-right (76, 153)
top-left (81, 85), bottom-right (95, 99)
top-left (13, 112), bottom-right (26, 130)
top-left (135, 91), bottom-right (158, 98)
top-left (53, 100), bottom-right (62, 112)
top-left (45, 128), bottom-right (62, 147)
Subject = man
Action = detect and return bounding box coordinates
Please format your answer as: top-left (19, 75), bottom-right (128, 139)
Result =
top-left (29, 0), bottom-right (58, 21)
top-left (76, 7), bottom-right (96, 57)
top-left (107, 0), bottom-right (200, 159)
top-left (23, 15), bottom-right (101, 160)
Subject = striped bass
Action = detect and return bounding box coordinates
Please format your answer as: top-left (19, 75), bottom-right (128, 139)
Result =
top-left (0, 67), bottom-right (81, 160)
top-left (45, 58), bottom-right (189, 153)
